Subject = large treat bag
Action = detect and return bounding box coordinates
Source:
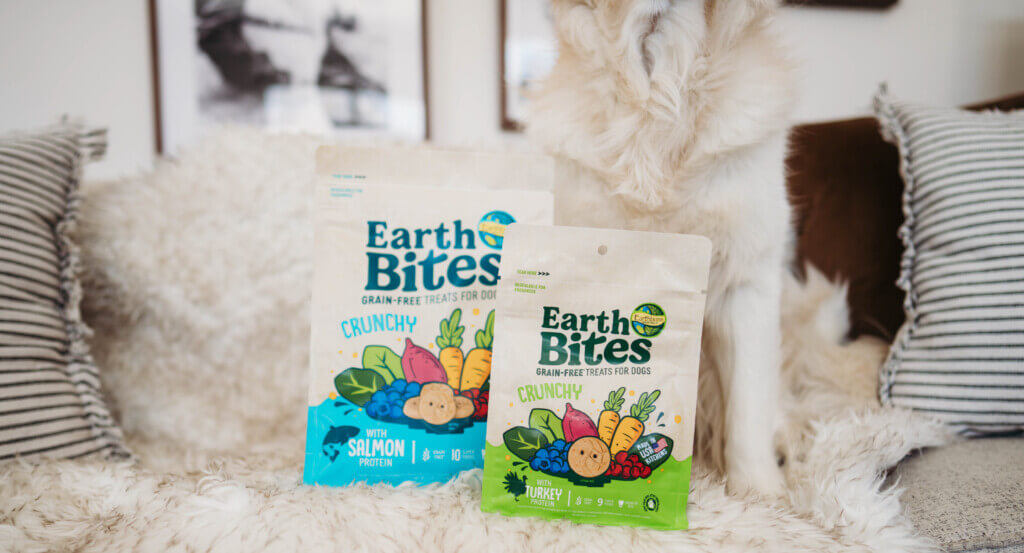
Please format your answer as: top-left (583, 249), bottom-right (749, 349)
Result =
top-left (304, 147), bottom-right (554, 486)
top-left (481, 224), bottom-right (710, 529)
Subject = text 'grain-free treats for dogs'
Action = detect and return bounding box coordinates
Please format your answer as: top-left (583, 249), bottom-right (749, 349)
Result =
top-left (481, 225), bottom-right (710, 529)
top-left (304, 147), bottom-right (553, 486)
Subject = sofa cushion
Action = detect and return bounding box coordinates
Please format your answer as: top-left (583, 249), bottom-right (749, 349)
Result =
top-left (873, 90), bottom-right (1024, 435)
top-left (786, 91), bottom-right (1024, 341)
top-left (891, 437), bottom-right (1024, 553)
top-left (0, 122), bottom-right (129, 462)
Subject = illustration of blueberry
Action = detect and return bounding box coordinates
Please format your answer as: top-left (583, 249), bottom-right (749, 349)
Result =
top-left (535, 448), bottom-right (549, 459)
top-left (371, 391), bottom-right (387, 403)
top-left (553, 439), bottom-right (565, 450)
top-left (391, 379), bottom-right (407, 393)
top-left (538, 458), bottom-right (551, 471)
top-left (406, 382), bottom-right (421, 395)
top-left (530, 457), bottom-right (540, 470)
top-left (389, 405), bottom-right (403, 419)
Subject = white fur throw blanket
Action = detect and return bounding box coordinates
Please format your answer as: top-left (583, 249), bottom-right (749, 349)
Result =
top-left (0, 131), bottom-right (954, 553)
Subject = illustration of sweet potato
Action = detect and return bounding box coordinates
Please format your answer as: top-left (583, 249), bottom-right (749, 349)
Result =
top-left (562, 402), bottom-right (599, 442)
top-left (400, 338), bottom-right (447, 384)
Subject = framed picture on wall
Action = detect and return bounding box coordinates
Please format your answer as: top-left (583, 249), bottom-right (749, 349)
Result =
top-left (500, 0), bottom-right (557, 132)
top-left (783, 0), bottom-right (897, 7)
top-left (150, 0), bottom-right (428, 155)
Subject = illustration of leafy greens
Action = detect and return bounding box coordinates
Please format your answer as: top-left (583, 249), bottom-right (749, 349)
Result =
top-left (334, 344), bottom-right (404, 406)
top-left (630, 390), bottom-right (660, 420)
top-left (334, 368), bottom-right (385, 406)
top-left (502, 426), bottom-right (549, 461)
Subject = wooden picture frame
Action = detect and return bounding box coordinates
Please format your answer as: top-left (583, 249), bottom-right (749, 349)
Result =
top-left (499, 0), bottom-right (557, 132)
top-left (149, 0), bottom-right (429, 155)
top-left (783, 0), bottom-right (897, 7)
top-left (498, 0), bottom-right (516, 132)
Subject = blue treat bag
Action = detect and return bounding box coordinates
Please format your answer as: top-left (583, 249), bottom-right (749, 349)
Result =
top-left (304, 147), bottom-right (554, 486)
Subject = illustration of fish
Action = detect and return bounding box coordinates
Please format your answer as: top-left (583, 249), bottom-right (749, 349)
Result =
top-left (321, 425), bottom-right (360, 461)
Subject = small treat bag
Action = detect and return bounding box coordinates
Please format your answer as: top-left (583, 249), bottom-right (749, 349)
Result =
top-left (481, 224), bottom-right (710, 529)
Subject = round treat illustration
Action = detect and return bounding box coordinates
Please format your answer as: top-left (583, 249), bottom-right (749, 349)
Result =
top-left (568, 436), bottom-right (611, 478)
top-left (402, 382), bottom-right (474, 425)
top-left (630, 303), bottom-right (666, 337)
top-left (477, 210), bottom-right (515, 250)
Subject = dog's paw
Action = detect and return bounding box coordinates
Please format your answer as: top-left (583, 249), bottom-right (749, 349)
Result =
top-left (725, 461), bottom-right (786, 499)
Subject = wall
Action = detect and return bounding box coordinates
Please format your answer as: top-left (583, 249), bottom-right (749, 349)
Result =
top-left (1, 0), bottom-right (1023, 179)
top-left (0, 0), bottom-right (155, 181)
top-left (427, 0), bottom-right (504, 148)
top-left (776, 0), bottom-right (1024, 121)
top-left (428, 0), bottom-right (1024, 147)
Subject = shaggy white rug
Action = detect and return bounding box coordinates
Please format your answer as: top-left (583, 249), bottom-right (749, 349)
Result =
top-left (0, 130), bottom-right (954, 553)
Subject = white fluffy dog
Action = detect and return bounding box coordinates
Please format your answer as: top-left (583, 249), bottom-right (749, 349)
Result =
top-left (531, 0), bottom-right (796, 496)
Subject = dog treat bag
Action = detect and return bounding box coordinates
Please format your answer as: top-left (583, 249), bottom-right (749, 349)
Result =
top-left (481, 225), bottom-right (710, 529)
top-left (304, 147), bottom-right (554, 486)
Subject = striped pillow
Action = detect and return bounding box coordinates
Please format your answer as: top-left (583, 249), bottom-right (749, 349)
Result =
top-left (876, 89), bottom-right (1024, 435)
top-left (0, 123), bottom-right (130, 461)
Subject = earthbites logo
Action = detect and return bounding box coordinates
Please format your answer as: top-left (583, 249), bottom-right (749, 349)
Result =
top-left (478, 210), bottom-right (515, 250)
top-left (630, 303), bottom-right (666, 338)
top-left (537, 303), bottom-right (667, 366)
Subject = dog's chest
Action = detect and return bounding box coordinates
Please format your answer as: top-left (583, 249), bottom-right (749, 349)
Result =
top-left (555, 161), bottom-right (790, 298)
top-left (557, 174), bottom-right (784, 250)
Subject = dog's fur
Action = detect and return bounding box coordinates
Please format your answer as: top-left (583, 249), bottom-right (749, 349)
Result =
top-left (532, 0), bottom-right (796, 495)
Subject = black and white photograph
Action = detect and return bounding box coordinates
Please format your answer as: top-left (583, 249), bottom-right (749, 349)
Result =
top-left (154, 0), bottom-right (426, 153)
top-left (500, 0), bottom-right (557, 131)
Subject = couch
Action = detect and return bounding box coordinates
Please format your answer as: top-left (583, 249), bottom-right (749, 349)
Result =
top-left (786, 92), bottom-right (1024, 553)
top-left (2, 95), bottom-right (1020, 553)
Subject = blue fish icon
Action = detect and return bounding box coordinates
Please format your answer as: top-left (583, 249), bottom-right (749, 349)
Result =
top-left (321, 425), bottom-right (360, 462)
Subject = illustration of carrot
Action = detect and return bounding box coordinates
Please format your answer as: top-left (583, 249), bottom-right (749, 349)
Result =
top-left (611, 390), bottom-right (660, 455)
top-left (459, 309), bottom-right (494, 391)
top-left (597, 387), bottom-right (626, 446)
top-left (436, 308), bottom-right (465, 389)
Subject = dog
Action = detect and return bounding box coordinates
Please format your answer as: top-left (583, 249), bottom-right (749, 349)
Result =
top-left (530, 0), bottom-right (796, 496)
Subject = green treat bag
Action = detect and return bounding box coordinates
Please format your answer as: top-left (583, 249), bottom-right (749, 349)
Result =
top-left (481, 224), bottom-right (710, 529)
